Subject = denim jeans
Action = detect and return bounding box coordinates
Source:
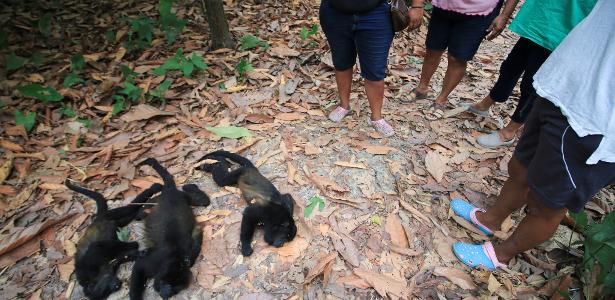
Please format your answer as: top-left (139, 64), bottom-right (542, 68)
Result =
top-left (319, 0), bottom-right (394, 81)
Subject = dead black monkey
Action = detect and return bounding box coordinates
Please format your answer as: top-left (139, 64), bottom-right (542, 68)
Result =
top-left (129, 158), bottom-right (207, 300)
top-left (197, 150), bottom-right (297, 256)
top-left (65, 180), bottom-right (163, 300)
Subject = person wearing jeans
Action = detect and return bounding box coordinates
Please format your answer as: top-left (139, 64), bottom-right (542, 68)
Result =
top-left (450, 0), bottom-right (615, 271)
top-left (404, 0), bottom-right (519, 107)
top-left (471, 0), bottom-right (597, 148)
top-left (319, 0), bottom-right (423, 137)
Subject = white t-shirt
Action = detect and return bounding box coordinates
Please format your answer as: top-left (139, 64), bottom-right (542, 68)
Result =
top-left (533, 0), bottom-right (615, 165)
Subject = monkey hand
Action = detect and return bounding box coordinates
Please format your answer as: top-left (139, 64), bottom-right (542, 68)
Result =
top-left (241, 245), bottom-right (254, 257)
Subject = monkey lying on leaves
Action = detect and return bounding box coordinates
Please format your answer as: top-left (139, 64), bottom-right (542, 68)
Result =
top-left (65, 180), bottom-right (163, 300)
top-left (197, 150), bottom-right (297, 256)
top-left (129, 158), bottom-right (208, 300)
top-left (134, 183), bottom-right (210, 220)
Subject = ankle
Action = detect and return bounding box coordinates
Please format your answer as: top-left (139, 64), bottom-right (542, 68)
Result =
top-left (499, 129), bottom-right (516, 141)
top-left (476, 211), bottom-right (500, 232)
top-left (416, 85), bottom-right (429, 93)
top-left (435, 95), bottom-right (448, 104)
top-left (474, 100), bottom-right (492, 111)
top-left (493, 244), bottom-right (514, 264)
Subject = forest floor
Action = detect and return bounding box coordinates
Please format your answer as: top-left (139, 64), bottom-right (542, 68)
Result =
top-left (0, 0), bottom-right (612, 299)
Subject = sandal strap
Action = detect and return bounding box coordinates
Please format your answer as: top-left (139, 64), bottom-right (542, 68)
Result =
top-left (483, 242), bottom-right (507, 269)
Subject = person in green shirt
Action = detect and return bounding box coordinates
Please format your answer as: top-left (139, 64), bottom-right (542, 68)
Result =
top-left (467, 0), bottom-right (597, 148)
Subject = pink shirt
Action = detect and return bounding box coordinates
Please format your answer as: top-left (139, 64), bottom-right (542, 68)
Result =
top-left (432, 0), bottom-right (500, 16)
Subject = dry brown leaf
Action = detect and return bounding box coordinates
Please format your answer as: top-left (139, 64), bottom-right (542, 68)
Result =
top-left (399, 201), bottom-right (430, 224)
top-left (385, 214), bottom-right (409, 248)
top-left (39, 183), bottom-right (67, 190)
top-left (306, 173), bottom-right (348, 193)
top-left (0, 213), bottom-right (74, 256)
top-left (275, 112), bottom-right (306, 121)
top-left (451, 215), bottom-right (489, 237)
top-left (0, 140), bottom-right (24, 152)
top-left (287, 161), bottom-right (296, 184)
top-left (268, 45), bottom-right (300, 57)
top-left (364, 145), bottom-right (397, 155)
top-left (245, 113), bottom-right (274, 124)
top-left (304, 143), bottom-right (322, 155)
top-left (58, 262), bottom-right (74, 282)
top-left (336, 274), bottom-right (371, 289)
top-left (353, 268), bottom-right (410, 299)
top-left (487, 274), bottom-right (502, 294)
top-left (425, 150), bottom-right (449, 182)
top-left (120, 104), bottom-right (175, 122)
top-left (329, 231), bottom-right (360, 267)
top-left (334, 161), bottom-right (367, 169)
top-left (0, 154), bottom-right (14, 184)
top-left (433, 267), bottom-right (477, 290)
top-left (304, 252), bottom-right (337, 284)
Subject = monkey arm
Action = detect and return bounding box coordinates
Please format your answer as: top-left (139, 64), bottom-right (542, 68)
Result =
top-left (240, 206), bottom-right (263, 256)
top-left (129, 256), bottom-right (155, 300)
top-left (189, 226), bottom-right (203, 266)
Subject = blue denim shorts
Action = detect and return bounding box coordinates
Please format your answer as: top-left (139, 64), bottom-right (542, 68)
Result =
top-left (319, 0), bottom-right (394, 81)
top-left (426, 3), bottom-right (501, 61)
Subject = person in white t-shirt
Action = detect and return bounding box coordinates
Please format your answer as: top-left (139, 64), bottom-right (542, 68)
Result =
top-left (447, 0), bottom-right (615, 270)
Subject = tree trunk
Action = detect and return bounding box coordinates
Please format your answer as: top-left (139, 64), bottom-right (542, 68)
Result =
top-left (204, 0), bottom-right (235, 50)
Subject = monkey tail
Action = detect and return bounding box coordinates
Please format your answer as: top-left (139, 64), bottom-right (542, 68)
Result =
top-left (198, 150), bottom-right (255, 168)
top-left (137, 158), bottom-right (177, 189)
top-left (65, 179), bottom-right (108, 213)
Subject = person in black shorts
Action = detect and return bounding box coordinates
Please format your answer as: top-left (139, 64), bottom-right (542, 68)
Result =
top-left (404, 0), bottom-right (520, 107)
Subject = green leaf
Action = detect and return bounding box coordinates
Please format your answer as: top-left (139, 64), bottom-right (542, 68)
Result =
top-left (30, 52), bottom-right (44, 67)
top-left (604, 271), bottom-right (615, 295)
top-left (181, 60), bottom-right (194, 77)
top-left (304, 195), bottom-right (324, 218)
top-left (299, 27), bottom-right (309, 41)
top-left (423, 2), bottom-right (433, 10)
top-left (240, 34), bottom-right (263, 50)
top-left (112, 96), bottom-right (126, 116)
top-left (76, 136), bottom-right (84, 148)
top-left (191, 53), bottom-right (207, 70)
top-left (371, 215), bottom-right (382, 226)
top-left (15, 111), bottom-right (36, 132)
top-left (116, 227), bottom-right (130, 242)
top-left (318, 199), bottom-right (325, 211)
top-left (17, 84), bottom-right (63, 102)
top-left (570, 211), bottom-right (589, 231)
top-left (0, 99), bottom-right (4, 108)
top-left (206, 126), bottom-right (252, 139)
top-left (309, 24), bottom-right (319, 35)
top-left (71, 54), bottom-right (86, 71)
top-left (6, 52), bottom-right (27, 71)
top-left (105, 30), bottom-right (116, 43)
top-left (119, 82), bottom-right (143, 102)
top-left (159, 0), bottom-right (173, 17)
top-left (235, 58), bottom-right (254, 76)
top-left (78, 118), bottom-right (92, 129)
top-left (63, 72), bottom-right (84, 88)
top-left (153, 57), bottom-right (181, 76)
top-left (59, 106), bottom-right (76, 118)
top-left (120, 64), bottom-right (138, 81)
top-left (149, 79), bottom-right (173, 101)
top-left (38, 13), bottom-right (52, 37)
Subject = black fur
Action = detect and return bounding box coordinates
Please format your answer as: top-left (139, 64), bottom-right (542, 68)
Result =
top-left (197, 150), bottom-right (297, 256)
top-left (66, 180), bottom-right (163, 300)
top-left (129, 158), bottom-right (207, 300)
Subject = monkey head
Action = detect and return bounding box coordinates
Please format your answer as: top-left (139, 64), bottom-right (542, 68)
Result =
top-left (154, 256), bottom-right (192, 299)
top-left (80, 266), bottom-right (122, 300)
top-left (264, 194), bottom-right (297, 248)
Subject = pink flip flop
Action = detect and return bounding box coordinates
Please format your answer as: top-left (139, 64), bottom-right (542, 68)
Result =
top-left (328, 106), bottom-right (350, 123)
top-left (368, 118), bottom-right (395, 137)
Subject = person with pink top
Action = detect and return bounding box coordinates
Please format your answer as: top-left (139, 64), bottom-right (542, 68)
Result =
top-left (404, 0), bottom-right (519, 107)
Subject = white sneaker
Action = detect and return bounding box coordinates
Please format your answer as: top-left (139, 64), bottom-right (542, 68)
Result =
top-left (477, 131), bottom-right (515, 148)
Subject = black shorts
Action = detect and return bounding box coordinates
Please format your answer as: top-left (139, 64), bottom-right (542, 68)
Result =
top-left (425, 3), bottom-right (501, 61)
top-left (514, 97), bottom-right (615, 212)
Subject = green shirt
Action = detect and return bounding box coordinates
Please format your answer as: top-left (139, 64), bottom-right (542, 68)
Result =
top-left (509, 0), bottom-right (597, 51)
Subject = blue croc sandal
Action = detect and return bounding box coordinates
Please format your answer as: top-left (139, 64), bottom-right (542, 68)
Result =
top-left (453, 242), bottom-right (507, 271)
top-left (451, 198), bottom-right (493, 236)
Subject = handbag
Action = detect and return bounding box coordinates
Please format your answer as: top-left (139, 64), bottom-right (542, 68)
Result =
top-left (390, 0), bottom-right (410, 32)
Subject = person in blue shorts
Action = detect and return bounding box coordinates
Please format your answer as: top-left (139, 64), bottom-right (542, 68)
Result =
top-left (320, 0), bottom-right (423, 137)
